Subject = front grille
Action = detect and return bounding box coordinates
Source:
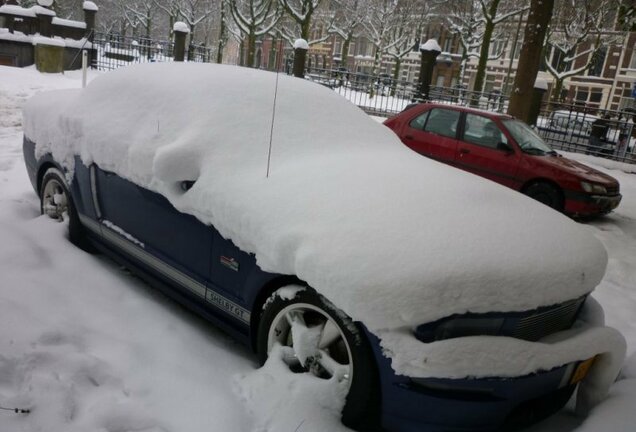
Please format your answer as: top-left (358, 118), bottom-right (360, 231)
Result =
top-left (512, 297), bottom-right (585, 341)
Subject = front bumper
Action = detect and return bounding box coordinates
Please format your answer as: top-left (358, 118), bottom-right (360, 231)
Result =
top-left (564, 191), bottom-right (622, 216)
top-left (378, 361), bottom-right (577, 432)
top-left (366, 311), bottom-right (625, 431)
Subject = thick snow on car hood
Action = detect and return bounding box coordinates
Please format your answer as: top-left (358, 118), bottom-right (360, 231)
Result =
top-left (24, 63), bottom-right (608, 332)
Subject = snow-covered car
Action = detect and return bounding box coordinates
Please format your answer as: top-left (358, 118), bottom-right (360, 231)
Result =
top-left (23, 63), bottom-right (625, 432)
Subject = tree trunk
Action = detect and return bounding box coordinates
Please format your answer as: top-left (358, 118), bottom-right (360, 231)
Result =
top-left (471, 0), bottom-right (501, 103)
top-left (301, 19), bottom-right (311, 41)
top-left (239, 39), bottom-right (245, 66)
top-left (550, 77), bottom-right (564, 107)
top-left (391, 58), bottom-right (401, 96)
top-left (247, 32), bottom-right (256, 68)
top-left (216, 3), bottom-right (226, 64)
top-left (507, 0), bottom-right (554, 122)
top-left (369, 46), bottom-right (381, 99)
top-left (145, 18), bottom-right (151, 40)
top-left (341, 37), bottom-right (351, 67)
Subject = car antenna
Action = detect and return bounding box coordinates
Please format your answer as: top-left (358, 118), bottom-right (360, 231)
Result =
top-left (266, 70), bottom-right (280, 178)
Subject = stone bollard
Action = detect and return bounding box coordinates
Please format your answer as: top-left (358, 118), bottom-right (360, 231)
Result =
top-left (33, 37), bottom-right (64, 73)
top-left (173, 22), bottom-right (190, 62)
top-left (415, 39), bottom-right (441, 102)
top-left (83, 1), bottom-right (98, 41)
top-left (292, 38), bottom-right (308, 78)
top-left (528, 78), bottom-right (548, 126)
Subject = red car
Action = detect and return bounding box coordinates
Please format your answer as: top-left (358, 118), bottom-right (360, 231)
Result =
top-left (384, 103), bottom-right (622, 217)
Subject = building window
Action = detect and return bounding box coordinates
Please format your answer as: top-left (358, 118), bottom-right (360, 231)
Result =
top-left (443, 36), bottom-right (453, 53)
top-left (575, 88), bottom-right (589, 102)
top-left (630, 45), bottom-right (636, 69)
top-left (490, 39), bottom-right (504, 57)
top-left (573, 86), bottom-right (606, 107)
top-left (589, 90), bottom-right (603, 103)
top-left (484, 74), bottom-right (496, 92)
top-left (587, 47), bottom-right (607, 77)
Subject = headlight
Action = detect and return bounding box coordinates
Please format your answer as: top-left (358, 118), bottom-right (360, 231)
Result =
top-left (414, 317), bottom-right (505, 343)
top-left (581, 181), bottom-right (607, 195)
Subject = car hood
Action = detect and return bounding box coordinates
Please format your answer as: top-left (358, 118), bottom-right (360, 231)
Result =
top-left (538, 154), bottom-right (619, 186)
top-left (23, 63), bottom-right (608, 331)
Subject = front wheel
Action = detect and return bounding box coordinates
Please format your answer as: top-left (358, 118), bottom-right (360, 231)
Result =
top-left (257, 287), bottom-right (380, 429)
top-left (524, 182), bottom-right (564, 212)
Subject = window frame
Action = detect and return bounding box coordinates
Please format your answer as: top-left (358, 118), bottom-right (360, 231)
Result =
top-left (420, 108), bottom-right (462, 139)
top-left (461, 113), bottom-right (509, 151)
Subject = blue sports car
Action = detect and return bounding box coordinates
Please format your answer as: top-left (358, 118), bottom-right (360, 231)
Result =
top-left (23, 63), bottom-right (625, 431)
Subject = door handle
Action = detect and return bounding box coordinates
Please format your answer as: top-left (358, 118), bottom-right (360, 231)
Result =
top-left (459, 148), bottom-right (470, 154)
top-left (405, 135), bottom-right (414, 140)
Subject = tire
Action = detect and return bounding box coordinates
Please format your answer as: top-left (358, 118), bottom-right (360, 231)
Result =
top-left (524, 182), bottom-right (564, 212)
top-left (40, 168), bottom-right (92, 251)
top-left (257, 287), bottom-right (380, 430)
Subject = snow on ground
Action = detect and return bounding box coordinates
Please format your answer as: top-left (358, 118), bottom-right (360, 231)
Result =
top-left (1, 66), bottom-right (635, 431)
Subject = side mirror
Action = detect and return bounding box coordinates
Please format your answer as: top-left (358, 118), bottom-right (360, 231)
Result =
top-left (497, 142), bottom-right (514, 153)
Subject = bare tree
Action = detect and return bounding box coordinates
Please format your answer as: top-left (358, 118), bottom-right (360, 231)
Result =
top-left (362, 0), bottom-right (402, 77)
top-left (277, 0), bottom-right (329, 45)
top-left (386, 0), bottom-right (433, 87)
top-left (178, 0), bottom-right (217, 45)
top-left (330, 0), bottom-right (367, 68)
top-left (153, 0), bottom-right (184, 40)
top-left (228, 0), bottom-right (282, 67)
top-left (126, 0), bottom-right (157, 39)
top-left (544, 0), bottom-right (622, 103)
top-left (471, 0), bottom-right (529, 96)
top-left (446, 0), bottom-right (483, 84)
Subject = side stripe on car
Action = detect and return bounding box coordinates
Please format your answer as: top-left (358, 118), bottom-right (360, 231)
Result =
top-left (78, 213), bottom-right (251, 324)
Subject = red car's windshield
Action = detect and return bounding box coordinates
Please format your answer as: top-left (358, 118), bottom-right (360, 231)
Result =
top-left (503, 119), bottom-right (556, 156)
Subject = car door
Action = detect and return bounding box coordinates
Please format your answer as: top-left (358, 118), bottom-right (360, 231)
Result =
top-left (94, 167), bottom-right (212, 302)
top-left (455, 113), bottom-right (521, 188)
top-left (400, 107), bottom-right (463, 164)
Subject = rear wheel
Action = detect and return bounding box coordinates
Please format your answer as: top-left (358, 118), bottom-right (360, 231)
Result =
top-left (40, 168), bottom-right (92, 251)
top-left (524, 182), bottom-right (564, 212)
top-left (257, 287), bottom-right (380, 430)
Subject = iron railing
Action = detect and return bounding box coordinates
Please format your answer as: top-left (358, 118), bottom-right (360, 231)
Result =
top-left (92, 32), bottom-right (214, 71)
top-left (536, 104), bottom-right (635, 164)
top-left (305, 67), bottom-right (510, 117)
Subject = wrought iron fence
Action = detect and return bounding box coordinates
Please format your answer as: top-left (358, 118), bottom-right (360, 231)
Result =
top-left (305, 67), bottom-right (510, 117)
top-left (92, 32), bottom-right (214, 71)
top-left (536, 104), bottom-right (636, 164)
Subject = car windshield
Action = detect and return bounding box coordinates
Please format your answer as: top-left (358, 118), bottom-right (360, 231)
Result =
top-left (503, 119), bottom-right (556, 156)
